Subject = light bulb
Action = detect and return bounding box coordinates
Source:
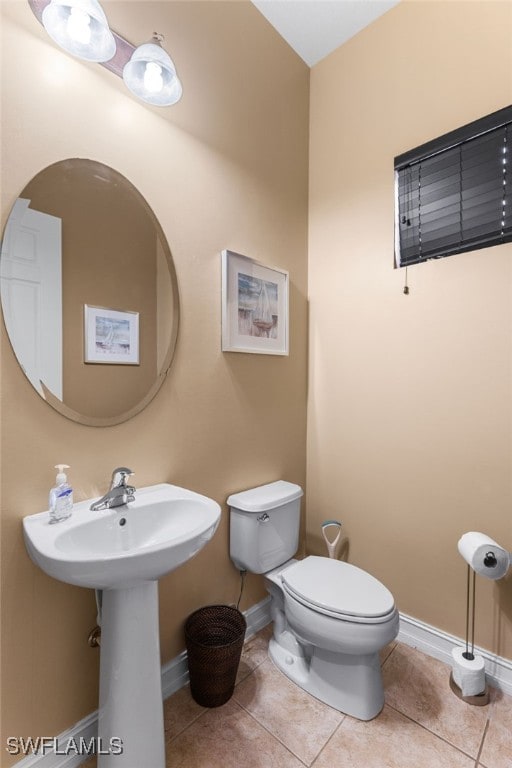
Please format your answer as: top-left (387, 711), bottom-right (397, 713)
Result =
top-left (123, 34), bottom-right (182, 106)
top-left (66, 6), bottom-right (92, 45)
top-left (143, 62), bottom-right (163, 94)
top-left (42, 0), bottom-right (116, 62)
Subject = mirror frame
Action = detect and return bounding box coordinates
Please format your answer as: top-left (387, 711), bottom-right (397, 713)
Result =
top-left (1, 159), bottom-right (180, 427)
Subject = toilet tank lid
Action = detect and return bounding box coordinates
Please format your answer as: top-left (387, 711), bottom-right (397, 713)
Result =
top-left (227, 481), bottom-right (303, 513)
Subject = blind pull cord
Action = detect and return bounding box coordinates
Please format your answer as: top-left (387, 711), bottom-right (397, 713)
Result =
top-left (403, 266), bottom-right (410, 295)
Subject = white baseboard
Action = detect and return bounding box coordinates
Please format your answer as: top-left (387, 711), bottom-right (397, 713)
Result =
top-left (398, 612), bottom-right (512, 697)
top-left (241, 595), bottom-right (273, 638)
top-left (8, 712), bottom-right (98, 768)
top-left (13, 598), bottom-right (272, 768)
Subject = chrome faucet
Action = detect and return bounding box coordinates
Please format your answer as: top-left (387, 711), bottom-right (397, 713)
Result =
top-left (90, 467), bottom-right (136, 511)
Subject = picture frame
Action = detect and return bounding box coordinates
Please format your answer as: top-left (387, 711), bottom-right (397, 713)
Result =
top-left (84, 305), bottom-right (140, 365)
top-left (221, 249), bottom-right (289, 355)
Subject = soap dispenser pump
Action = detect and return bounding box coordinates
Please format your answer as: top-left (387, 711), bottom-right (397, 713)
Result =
top-left (49, 464), bottom-right (73, 524)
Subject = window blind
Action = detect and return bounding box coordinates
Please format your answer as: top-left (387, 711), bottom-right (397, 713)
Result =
top-left (395, 106), bottom-right (512, 268)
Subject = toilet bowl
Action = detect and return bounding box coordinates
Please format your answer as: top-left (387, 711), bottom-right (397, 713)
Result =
top-left (228, 481), bottom-right (399, 721)
top-left (265, 557), bottom-right (399, 720)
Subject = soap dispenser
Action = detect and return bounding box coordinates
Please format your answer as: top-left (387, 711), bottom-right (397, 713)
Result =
top-left (49, 464), bottom-right (73, 523)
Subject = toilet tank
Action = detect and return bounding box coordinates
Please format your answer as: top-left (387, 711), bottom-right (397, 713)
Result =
top-left (228, 481), bottom-right (303, 574)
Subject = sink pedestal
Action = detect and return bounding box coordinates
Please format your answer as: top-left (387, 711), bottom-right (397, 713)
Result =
top-left (98, 581), bottom-right (165, 767)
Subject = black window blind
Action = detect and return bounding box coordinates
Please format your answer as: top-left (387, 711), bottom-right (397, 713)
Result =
top-left (395, 106), bottom-right (512, 268)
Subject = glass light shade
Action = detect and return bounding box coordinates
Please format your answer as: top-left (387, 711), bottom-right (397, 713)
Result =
top-left (123, 38), bottom-right (183, 107)
top-left (42, 0), bottom-right (116, 63)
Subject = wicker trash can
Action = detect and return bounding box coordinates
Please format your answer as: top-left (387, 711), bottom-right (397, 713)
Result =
top-left (185, 605), bottom-right (247, 707)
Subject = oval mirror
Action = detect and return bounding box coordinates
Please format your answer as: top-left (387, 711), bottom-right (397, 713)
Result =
top-left (0, 159), bottom-right (179, 426)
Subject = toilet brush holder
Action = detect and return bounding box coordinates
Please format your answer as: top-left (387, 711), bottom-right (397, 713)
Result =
top-left (321, 520), bottom-right (343, 559)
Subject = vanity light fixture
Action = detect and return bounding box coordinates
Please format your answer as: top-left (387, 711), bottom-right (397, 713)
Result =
top-left (29, 0), bottom-right (183, 107)
top-left (123, 33), bottom-right (182, 107)
top-left (41, 0), bottom-right (116, 62)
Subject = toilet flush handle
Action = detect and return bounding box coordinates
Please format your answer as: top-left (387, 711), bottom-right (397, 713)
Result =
top-left (257, 513), bottom-right (271, 523)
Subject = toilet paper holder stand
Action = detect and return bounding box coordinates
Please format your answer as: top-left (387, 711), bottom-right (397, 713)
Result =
top-left (449, 564), bottom-right (489, 706)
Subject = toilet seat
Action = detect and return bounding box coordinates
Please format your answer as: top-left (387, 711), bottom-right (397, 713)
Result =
top-left (282, 556), bottom-right (396, 625)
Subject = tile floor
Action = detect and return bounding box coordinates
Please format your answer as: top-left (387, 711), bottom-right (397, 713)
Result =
top-left (85, 624), bottom-right (512, 767)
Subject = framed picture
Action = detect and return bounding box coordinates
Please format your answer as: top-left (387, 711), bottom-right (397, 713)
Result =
top-left (84, 305), bottom-right (139, 365)
top-left (221, 250), bottom-right (289, 355)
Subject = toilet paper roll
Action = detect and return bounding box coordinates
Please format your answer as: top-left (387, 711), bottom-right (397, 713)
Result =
top-left (451, 646), bottom-right (486, 697)
top-left (457, 531), bottom-right (510, 580)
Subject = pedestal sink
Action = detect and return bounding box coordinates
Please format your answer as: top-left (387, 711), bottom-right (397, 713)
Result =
top-left (23, 483), bottom-right (221, 767)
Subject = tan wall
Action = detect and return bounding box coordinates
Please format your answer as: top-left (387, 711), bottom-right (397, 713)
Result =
top-left (308, 0), bottom-right (512, 659)
top-left (0, 0), bottom-right (309, 759)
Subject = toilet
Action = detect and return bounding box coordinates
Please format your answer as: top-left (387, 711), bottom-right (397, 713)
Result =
top-left (228, 480), bottom-right (399, 721)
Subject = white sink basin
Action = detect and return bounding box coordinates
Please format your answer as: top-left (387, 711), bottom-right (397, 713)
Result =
top-left (23, 483), bottom-right (221, 589)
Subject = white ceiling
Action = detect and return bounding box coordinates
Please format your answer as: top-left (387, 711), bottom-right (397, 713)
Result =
top-left (251, 0), bottom-right (400, 67)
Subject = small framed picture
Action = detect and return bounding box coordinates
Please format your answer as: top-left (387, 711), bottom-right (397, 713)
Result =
top-left (221, 250), bottom-right (289, 355)
top-left (84, 305), bottom-right (139, 365)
